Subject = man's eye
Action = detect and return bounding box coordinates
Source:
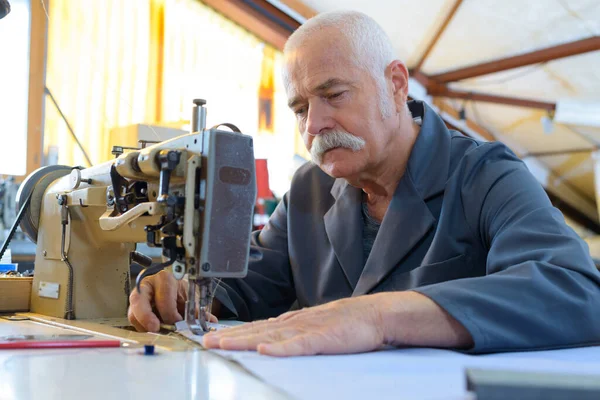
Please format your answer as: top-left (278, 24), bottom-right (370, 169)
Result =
top-left (327, 91), bottom-right (346, 100)
top-left (294, 107), bottom-right (307, 116)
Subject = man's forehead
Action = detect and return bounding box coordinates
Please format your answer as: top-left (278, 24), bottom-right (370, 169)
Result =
top-left (284, 54), bottom-right (359, 97)
top-left (286, 76), bottom-right (354, 107)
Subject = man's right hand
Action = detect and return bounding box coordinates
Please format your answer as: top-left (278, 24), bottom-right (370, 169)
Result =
top-left (128, 270), bottom-right (219, 332)
top-left (128, 270), bottom-right (186, 332)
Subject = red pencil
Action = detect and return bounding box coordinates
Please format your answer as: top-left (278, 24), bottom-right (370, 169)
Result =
top-left (0, 340), bottom-right (121, 349)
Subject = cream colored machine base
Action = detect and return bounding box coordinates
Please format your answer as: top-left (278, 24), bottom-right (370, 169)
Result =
top-left (30, 173), bottom-right (152, 320)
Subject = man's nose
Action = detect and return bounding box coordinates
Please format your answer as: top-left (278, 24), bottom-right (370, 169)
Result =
top-left (305, 104), bottom-right (335, 136)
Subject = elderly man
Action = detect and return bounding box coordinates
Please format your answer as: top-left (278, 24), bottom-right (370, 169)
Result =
top-left (128, 10), bottom-right (600, 356)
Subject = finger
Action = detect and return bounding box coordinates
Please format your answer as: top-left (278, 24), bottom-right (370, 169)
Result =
top-left (204, 325), bottom-right (263, 345)
top-left (127, 307), bottom-right (146, 332)
top-left (176, 279), bottom-right (188, 315)
top-left (207, 312), bottom-right (218, 323)
top-left (202, 323), bottom-right (264, 348)
top-left (154, 270), bottom-right (183, 324)
top-left (204, 328), bottom-right (299, 350)
top-left (258, 333), bottom-right (324, 357)
top-left (129, 279), bottom-right (160, 332)
top-left (205, 319), bottom-right (283, 341)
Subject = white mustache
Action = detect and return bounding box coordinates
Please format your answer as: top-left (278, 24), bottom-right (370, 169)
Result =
top-left (309, 130), bottom-right (366, 164)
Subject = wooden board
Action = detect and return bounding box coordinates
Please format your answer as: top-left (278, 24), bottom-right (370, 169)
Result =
top-left (0, 277), bottom-right (32, 312)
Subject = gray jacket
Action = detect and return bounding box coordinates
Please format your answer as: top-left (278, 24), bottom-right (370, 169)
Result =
top-left (218, 100), bottom-right (600, 353)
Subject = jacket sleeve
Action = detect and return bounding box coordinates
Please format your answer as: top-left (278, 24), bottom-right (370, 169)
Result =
top-left (414, 142), bottom-right (600, 353)
top-left (215, 192), bottom-right (296, 321)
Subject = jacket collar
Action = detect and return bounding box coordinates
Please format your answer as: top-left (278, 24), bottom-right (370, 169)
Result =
top-left (324, 101), bottom-right (454, 293)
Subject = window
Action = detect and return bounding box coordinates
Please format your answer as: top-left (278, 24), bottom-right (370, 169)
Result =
top-left (0, 0), bottom-right (30, 176)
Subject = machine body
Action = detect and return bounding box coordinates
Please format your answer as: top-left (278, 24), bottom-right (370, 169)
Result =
top-left (17, 101), bottom-right (257, 332)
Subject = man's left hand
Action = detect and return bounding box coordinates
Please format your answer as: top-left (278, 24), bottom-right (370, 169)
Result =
top-left (202, 295), bottom-right (386, 357)
top-left (203, 291), bottom-right (474, 356)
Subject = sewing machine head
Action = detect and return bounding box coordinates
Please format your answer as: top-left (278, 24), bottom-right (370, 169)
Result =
top-left (16, 99), bottom-right (256, 333)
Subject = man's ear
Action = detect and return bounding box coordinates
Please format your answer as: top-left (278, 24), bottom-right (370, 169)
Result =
top-left (386, 60), bottom-right (409, 113)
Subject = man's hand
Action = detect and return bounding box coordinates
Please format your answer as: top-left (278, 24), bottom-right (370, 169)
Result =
top-left (202, 291), bottom-right (473, 356)
top-left (127, 270), bottom-right (217, 332)
top-left (128, 270), bottom-right (185, 332)
top-left (203, 295), bottom-right (386, 356)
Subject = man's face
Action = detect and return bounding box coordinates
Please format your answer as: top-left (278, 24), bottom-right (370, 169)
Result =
top-left (284, 30), bottom-right (398, 180)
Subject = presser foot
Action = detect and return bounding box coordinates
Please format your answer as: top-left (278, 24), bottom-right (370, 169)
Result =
top-left (185, 278), bottom-right (214, 335)
top-left (185, 315), bottom-right (213, 336)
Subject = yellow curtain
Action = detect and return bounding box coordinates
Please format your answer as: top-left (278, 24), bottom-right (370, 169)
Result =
top-left (161, 0), bottom-right (263, 133)
top-left (44, 0), bottom-right (151, 166)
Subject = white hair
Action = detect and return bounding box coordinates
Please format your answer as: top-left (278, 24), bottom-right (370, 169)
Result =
top-left (283, 10), bottom-right (397, 118)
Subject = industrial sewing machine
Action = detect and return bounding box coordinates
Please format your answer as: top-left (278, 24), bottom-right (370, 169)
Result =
top-left (10, 99), bottom-right (256, 334)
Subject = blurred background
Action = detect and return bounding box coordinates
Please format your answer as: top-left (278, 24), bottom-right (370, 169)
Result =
top-left (1, 0), bottom-right (599, 270)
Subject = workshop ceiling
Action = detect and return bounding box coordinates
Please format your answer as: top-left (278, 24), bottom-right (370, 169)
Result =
top-left (298, 0), bottom-right (600, 230)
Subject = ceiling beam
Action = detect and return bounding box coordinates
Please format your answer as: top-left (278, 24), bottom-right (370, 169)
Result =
top-left (430, 36), bottom-right (600, 83)
top-left (429, 87), bottom-right (557, 111)
top-left (412, 0), bottom-right (464, 73)
top-left (202, 0), bottom-right (300, 50)
top-left (275, 0), bottom-right (316, 20)
top-left (241, 0), bottom-right (302, 32)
